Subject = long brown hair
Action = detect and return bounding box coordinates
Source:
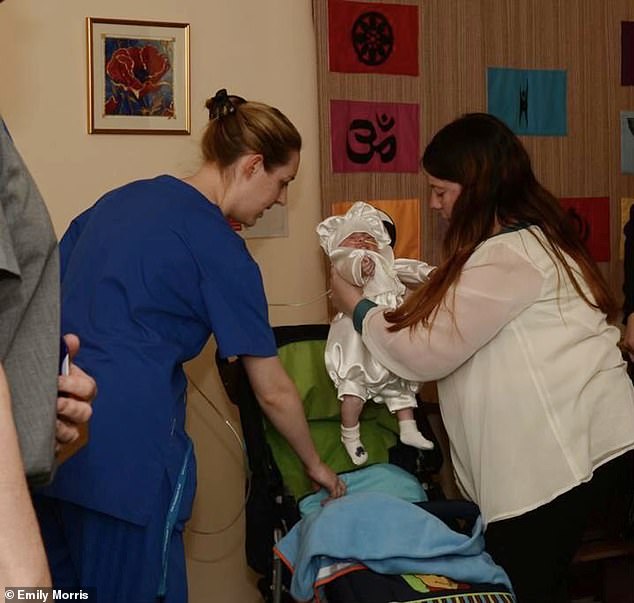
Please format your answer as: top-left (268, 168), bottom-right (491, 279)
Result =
top-left (386, 113), bottom-right (617, 330)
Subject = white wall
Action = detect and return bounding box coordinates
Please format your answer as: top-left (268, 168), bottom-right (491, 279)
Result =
top-left (0, 1), bottom-right (328, 600)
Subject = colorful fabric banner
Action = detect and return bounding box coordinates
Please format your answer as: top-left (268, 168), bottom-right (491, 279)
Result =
top-left (487, 67), bottom-right (567, 136)
top-left (621, 111), bottom-right (634, 174)
top-left (559, 197), bottom-right (610, 262)
top-left (330, 100), bottom-right (419, 173)
top-left (622, 22), bottom-right (634, 85)
top-left (621, 197), bottom-right (634, 260)
top-left (330, 198), bottom-right (421, 260)
top-left (328, 0), bottom-right (419, 76)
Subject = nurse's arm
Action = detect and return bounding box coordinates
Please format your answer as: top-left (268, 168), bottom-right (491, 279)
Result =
top-left (0, 363), bottom-right (51, 588)
top-left (242, 355), bottom-right (345, 500)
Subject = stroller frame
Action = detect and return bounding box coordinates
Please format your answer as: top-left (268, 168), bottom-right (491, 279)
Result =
top-left (216, 323), bottom-right (513, 603)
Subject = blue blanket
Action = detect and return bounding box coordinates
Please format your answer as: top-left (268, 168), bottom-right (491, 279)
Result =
top-left (274, 492), bottom-right (513, 602)
top-left (299, 463), bottom-right (427, 517)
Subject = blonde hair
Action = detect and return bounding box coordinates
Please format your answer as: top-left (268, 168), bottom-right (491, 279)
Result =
top-left (202, 89), bottom-right (301, 171)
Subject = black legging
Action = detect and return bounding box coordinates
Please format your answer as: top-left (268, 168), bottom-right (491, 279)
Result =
top-left (484, 450), bottom-right (634, 602)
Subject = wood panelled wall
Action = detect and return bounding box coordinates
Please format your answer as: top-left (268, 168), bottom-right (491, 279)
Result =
top-left (314, 0), bottom-right (634, 300)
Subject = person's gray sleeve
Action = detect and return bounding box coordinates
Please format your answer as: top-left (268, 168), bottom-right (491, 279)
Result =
top-left (0, 116), bottom-right (60, 485)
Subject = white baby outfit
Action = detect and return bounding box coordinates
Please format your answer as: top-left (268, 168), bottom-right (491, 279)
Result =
top-left (317, 202), bottom-right (434, 413)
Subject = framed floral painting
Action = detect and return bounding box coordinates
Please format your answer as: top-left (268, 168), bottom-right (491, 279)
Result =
top-left (87, 18), bottom-right (190, 134)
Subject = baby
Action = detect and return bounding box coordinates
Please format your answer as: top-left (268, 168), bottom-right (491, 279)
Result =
top-left (317, 201), bottom-right (434, 465)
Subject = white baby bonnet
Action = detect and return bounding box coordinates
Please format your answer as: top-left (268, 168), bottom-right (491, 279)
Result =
top-left (317, 201), bottom-right (393, 256)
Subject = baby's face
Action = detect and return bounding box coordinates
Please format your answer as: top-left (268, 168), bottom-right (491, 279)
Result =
top-left (339, 232), bottom-right (378, 251)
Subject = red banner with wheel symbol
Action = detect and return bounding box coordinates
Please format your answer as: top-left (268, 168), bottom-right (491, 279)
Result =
top-left (328, 0), bottom-right (419, 75)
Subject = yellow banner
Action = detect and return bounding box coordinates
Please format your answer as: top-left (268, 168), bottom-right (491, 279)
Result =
top-left (621, 197), bottom-right (634, 260)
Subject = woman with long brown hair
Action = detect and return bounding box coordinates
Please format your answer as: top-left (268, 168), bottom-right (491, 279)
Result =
top-left (330, 113), bottom-right (634, 602)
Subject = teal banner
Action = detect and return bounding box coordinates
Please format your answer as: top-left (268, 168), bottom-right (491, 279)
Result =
top-left (487, 67), bottom-right (567, 136)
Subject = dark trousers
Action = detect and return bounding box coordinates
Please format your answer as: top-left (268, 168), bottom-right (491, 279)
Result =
top-left (484, 451), bottom-right (634, 603)
top-left (33, 474), bottom-right (189, 603)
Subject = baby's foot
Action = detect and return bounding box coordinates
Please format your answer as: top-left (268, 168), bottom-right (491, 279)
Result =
top-left (399, 419), bottom-right (434, 450)
top-left (400, 431), bottom-right (435, 450)
top-left (343, 441), bottom-right (368, 465)
top-left (341, 424), bottom-right (368, 465)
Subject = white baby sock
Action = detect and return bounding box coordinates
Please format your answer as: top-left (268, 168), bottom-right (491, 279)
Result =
top-left (399, 419), bottom-right (434, 450)
top-left (340, 423), bottom-right (368, 465)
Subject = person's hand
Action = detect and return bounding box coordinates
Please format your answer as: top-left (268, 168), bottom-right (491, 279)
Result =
top-left (306, 460), bottom-right (346, 503)
top-left (55, 334), bottom-right (96, 450)
top-left (624, 314), bottom-right (634, 362)
top-left (330, 265), bottom-right (364, 316)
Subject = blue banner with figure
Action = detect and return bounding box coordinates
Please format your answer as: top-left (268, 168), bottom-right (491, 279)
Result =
top-left (487, 67), bottom-right (567, 136)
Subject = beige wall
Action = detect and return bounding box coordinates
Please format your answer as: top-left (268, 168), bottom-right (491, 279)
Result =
top-left (0, 1), bottom-right (327, 601)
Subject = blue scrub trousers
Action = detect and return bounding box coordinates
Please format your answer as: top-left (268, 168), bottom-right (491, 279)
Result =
top-left (34, 474), bottom-right (188, 603)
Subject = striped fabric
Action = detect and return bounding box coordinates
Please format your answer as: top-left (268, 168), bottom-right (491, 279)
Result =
top-left (406, 593), bottom-right (514, 602)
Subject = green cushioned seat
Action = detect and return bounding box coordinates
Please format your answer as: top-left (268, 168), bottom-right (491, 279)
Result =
top-left (264, 337), bottom-right (399, 500)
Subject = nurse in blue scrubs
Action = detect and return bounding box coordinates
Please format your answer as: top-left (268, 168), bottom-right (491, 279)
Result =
top-left (34, 89), bottom-right (346, 602)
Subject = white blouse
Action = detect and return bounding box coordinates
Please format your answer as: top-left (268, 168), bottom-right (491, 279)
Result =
top-left (362, 226), bottom-right (634, 525)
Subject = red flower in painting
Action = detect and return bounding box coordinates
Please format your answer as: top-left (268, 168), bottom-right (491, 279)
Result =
top-left (104, 95), bottom-right (119, 114)
top-left (106, 45), bottom-right (170, 100)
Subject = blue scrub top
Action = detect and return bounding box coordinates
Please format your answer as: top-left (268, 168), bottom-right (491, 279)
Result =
top-left (43, 175), bottom-right (277, 525)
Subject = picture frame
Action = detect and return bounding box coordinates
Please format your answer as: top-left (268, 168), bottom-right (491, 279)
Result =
top-left (87, 17), bottom-right (190, 134)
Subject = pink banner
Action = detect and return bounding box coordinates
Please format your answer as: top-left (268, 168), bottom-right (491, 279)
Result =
top-left (330, 100), bottom-right (419, 173)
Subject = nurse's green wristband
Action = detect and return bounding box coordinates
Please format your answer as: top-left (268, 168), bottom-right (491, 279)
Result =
top-left (352, 299), bottom-right (378, 334)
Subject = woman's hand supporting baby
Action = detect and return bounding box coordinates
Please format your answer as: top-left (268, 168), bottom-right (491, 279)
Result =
top-left (330, 265), bottom-right (365, 316)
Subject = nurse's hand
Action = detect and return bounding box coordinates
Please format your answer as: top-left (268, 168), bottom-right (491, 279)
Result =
top-left (55, 334), bottom-right (96, 450)
top-left (306, 460), bottom-right (346, 503)
top-left (330, 265), bottom-right (363, 317)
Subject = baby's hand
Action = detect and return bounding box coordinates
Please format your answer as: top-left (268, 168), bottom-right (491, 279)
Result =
top-left (361, 255), bottom-right (375, 279)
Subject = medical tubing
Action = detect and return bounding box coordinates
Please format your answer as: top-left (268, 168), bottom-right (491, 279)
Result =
top-left (268, 289), bottom-right (331, 307)
top-left (185, 375), bottom-right (252, 537)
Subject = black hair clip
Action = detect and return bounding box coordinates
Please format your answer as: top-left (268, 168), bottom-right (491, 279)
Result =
top-left (208, 88), bottom-right (246, 121)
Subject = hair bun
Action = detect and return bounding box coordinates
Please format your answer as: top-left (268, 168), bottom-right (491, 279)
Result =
top-left (206, 88), bottom-right (246, 120)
